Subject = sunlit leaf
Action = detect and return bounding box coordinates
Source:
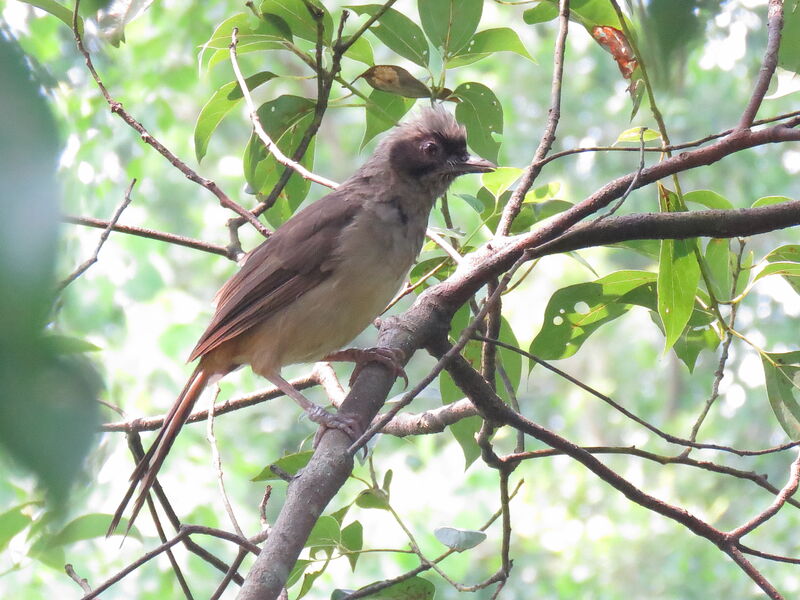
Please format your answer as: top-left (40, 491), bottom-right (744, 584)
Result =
top-left (778, 0), bottom-right (800, 74)
top-left (615, 126), bottom-right (661, 143)
top-left (341, 35), bottom-right (374, 66)
top-left (481, 167), bottom-right (521, 200)
top-left (306, 515), bottom-right (340, 552)
top-left (752, 195), bottom-right (793, 207)
top-left (0, 505), bottom-right (32, 552)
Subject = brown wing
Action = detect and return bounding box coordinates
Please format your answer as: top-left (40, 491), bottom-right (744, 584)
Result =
top-left (188, 191), bottom-right (362, 362)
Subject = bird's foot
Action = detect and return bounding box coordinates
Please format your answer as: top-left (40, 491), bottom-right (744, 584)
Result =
top-left (307, 405), bottom-right (362, 447)
top-left (324, 347), bottom-right (408, 388)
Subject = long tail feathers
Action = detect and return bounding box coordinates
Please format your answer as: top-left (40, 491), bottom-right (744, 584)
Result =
top-left (107, 366), bottom-right (211, 537)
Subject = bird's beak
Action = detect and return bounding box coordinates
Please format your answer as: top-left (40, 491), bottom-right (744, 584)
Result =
top-left (455, 155), bottom-right (496, 174)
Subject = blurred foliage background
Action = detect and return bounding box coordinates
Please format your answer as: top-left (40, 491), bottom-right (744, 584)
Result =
top-left (1, 0), bottom-right (799, 598)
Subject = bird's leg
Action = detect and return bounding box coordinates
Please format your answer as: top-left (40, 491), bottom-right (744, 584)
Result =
top-left (323, 347), bottom-right (408, 388)
top-left (264, 372), bottom-right (362, 443)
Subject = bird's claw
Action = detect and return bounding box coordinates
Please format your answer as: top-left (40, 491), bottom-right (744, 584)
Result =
top-left (308, 405), bottom-right (362, 447)
top-left (346, 347), bottom-right (408, 388)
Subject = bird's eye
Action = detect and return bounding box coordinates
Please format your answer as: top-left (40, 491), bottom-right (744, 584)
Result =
top-left (421, 140), bottom-right (439, 156)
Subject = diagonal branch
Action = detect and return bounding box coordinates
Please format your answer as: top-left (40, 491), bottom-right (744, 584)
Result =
top-left (70, 0), bottom-right (268, 241)
top-left (739, 0), bottom-right (785, 128)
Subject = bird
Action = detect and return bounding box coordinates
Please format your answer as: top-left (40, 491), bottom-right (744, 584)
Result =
top-left (107, 107), bottom-right (495, 536)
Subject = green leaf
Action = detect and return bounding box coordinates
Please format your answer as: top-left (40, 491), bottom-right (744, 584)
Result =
top-left (42, 335), bottom-right (101, 354)
top-left (658, 238), bottom-right (701, 351)
top-left (341, 521), bottom-right (363, 570)
top-left (286, 559), bottom-right (310, 588)
top-left (0, 505), bottom-right (32, 552)
top-left (673, 325), bottom-right (720, 373)
top-left (194, 71), bottom-right (278, 162)
top-left (481, 167), bottom-right (521, 200)
top-left (523, 3), bottom-right (559, 24)
top-left (260, 0), bottom-right (332, 44)
top-left (342, 577), bottom-right (436, 599)
top-left (243, 95), bottom-right (316, 222)
top-left (684, 189), bottom-right (733, 210)
top-left (454, 82), bottom-right (503, 163)
top-left (199, 12), bottom-right (290, 70)
top-left (361, 89), bottom-right (414, 149)
top-left (348, 5), bottom-right (430, 67)
top-left (778, 0), bottom-right (800, 73)
top-left (341, 35), bottom-right (374, 66)
top-left (704, 238), bottom-right (732, 300)
top-left (306, 515), bottom-right (340, 552)
top-left (615, 127), bottom-right (661, 143)
top-left (51, 513), bottom-right (119, 545)
top-left (570, 0), bottom-right (622, 27)
top-left (761, 351), bottom-right (800, 439)
top-left (418, 0), bottom-right (482, 56)
top-left (434, 526), bottom-right (487, 551)
top-left (752, 195), bottom-right (793, 207)
top-left (447, 28), bottom-right (535, 68)
top-left (355, 488), bottom-right (390, 510)
top-left (251, 450), bottom-right (313, 481)
top-left (530, 271), bottom-right (657, 359)
top-left (753, 262), bottom-right (800, 293)
top-left (18, 0), bottom-right (83, 33)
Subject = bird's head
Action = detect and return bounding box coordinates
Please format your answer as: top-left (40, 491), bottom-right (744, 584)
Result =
top-left (383, 108), bottom-right (495, 196)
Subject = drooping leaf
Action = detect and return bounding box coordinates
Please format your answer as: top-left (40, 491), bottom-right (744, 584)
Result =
top-left (360, 65), bottom-right (431, 98)
top-left (704, 238), bottom-right (732, 300)
top-left (348, 5), bottom-right (429, 67)
top-left (355, 488), bottom-right (390, 510)
top-left (341, 521), bottom-right (364, 570)
top-left (761, 351), bottom-right (800, 439)
top-left (418, 0), bottom-right (482, 56)
top-left (658, 237), bottom-right (701, 351)
top-left (453, 82), bottom-right (502, 163)
top-left (194, 71), bottom-right (278, 162)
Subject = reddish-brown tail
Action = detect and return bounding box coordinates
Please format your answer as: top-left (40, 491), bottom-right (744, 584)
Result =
top-left (107, 366), bottom-right (212, 537)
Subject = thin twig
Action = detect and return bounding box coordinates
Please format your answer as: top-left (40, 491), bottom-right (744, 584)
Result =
top-left (65, 564), bottom-right (92, 593)
top-left (729, 450), bottom-right (800, 540)
top-left (496, 0), bottom-right (569, 235)
top-left (206, 386), bottom-right (244, 537)
top-left (62, 214), bottom-right (233, 258)
top-left (58, 179), bottom-right (136, 291)
top-left (229, 28), bottom-right (338, 189)
top-left (70, 0), bottom-right (266, 244)
top-left (473, 334), bottom-right (800, 458)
